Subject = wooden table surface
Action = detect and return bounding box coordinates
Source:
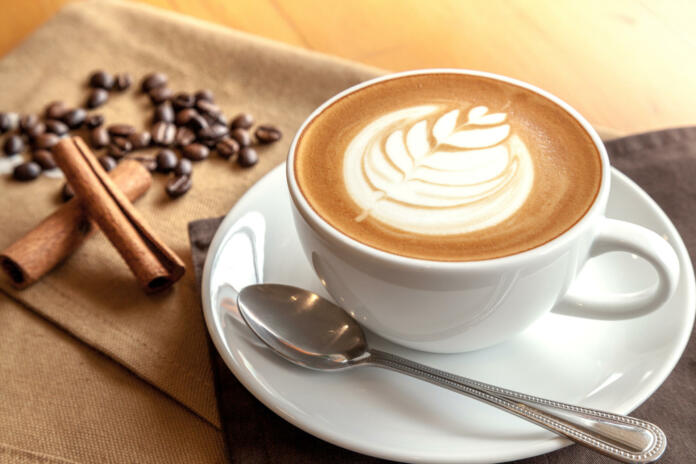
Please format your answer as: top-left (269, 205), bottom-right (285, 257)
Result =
top-left (3, 0), bottom-right (695, 134)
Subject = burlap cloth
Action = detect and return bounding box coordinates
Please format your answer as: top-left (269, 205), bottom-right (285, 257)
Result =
top-left (0, 1), bottom-right (692, 463)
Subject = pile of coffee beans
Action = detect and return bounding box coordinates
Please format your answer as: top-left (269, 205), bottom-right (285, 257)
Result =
top-left (1, 70), bottom-right (282, 199)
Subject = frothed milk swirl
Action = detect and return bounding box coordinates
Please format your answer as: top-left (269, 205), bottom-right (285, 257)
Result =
top-left (343, 105), bottom-right (534, 235)
top-left (294, 73), bottom-right (601, 261)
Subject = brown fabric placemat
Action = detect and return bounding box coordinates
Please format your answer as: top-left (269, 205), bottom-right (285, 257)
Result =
top-left (189, 127), bottom-right (696, 463)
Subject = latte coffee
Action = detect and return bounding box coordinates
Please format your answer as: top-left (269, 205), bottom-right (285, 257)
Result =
top-left (294, 73), bottom-right (602, 261)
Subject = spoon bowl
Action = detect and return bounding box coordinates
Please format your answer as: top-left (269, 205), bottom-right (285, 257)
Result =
top-left (238, 284), bottom-right (368, 370)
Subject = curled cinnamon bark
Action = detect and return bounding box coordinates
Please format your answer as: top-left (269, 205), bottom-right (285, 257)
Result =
top-left (51, 137), bottom-right (185, 293)
top-left (1, 160), bottom-right (151, 289)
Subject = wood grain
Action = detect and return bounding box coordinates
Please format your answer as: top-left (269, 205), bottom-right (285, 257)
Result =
top-left (1, 0), bottom-right (694, 133)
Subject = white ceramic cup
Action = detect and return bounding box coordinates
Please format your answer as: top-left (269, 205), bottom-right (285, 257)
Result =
top-left (286, 69), bottom-right (680, 353)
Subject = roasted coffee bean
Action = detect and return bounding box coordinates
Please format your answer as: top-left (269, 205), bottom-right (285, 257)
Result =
top-left (61, 182), bottom-right (75, 202)
top-left (114, 73), bottom-right (132, 91)
top-left (45, 119), bottom-right (69, 136)
top-left (27, 122), bottom-right (46, 139)
top-left (108, 136), bottom-right (132, 158)
top-left (209, 124), bottom-right (230, 138)
top-left (33, 133), bottom-right (59, 150)
top-left (19, 114), bottom-right (39, 134)
top-left (85, 114), bottom-right (104, 129)
top-left (131, 156), bottom-right (157, 172)
top-left (128, 131), bottom-right (151, 149)
top-left (237, 147), bottom-right (258, 167)
top-left (188, 113), bottom-right (209, 132)
top-left (88, 70), bottom-right (114, 90)
top-left (0, 114), bottom-right (9, 135)
top-left (62, 108), bottom-right (87, 129)
top-left (195, 99), bottom-right (221, 116)
top-left (182, 143), bottom-right (209, 161)
top-left (174, 157), bottom-right (192, 176)
top-left (151, 121), bottom-right (176, 146)
top-left (175, 108), bottom-right (198, 126)
top-left (204, 111), bottom-right (227, 127)
top-left (255, 125), bottom-right (282, 144)
top-left (198, 123), bottom-right (228, 142)
top-left (4, 135), bottom-right (24, 155)
top-left (141, 72), bottom-right (168, 92)
top-left (166, 174), bottom-right (192, 198)
top-left (114, 136), bottom-right (132, 150)
top-left (230, 128), bottom-right (251, 147)
top-left (13, 162), bottom-right (41, 181)
top-left (86, 88), bottom-right (109, 108)
top-left (216, 138), bottom-right (239, 159)
top-left (230, 113), bottom-right (254, 130)
top-left (174, 126), bottom-right (196, 147)
top-left (155, 149), bottom-right (178, 173)
top-left (45, 101), bottom-right (67, 120)
top-left (90, 126), bottom-right (110, 149)
top-left (107, 123), bottom-right (136, 138)
top-left (154, 101), bottom-right (174, 123)
top-left (199, 137), bottom-right (218, 149)
top-left (32, 149), bottom-right (57, 170)
top-left (149, 86), bottom-right (173, 105)
top-left (210, 124), bottom-right (230, 139)
top-left (0, 112), bottom-right (17, 133)
top-left (172, 92), bottom-right (195, 110)
top-left (194, 89), bottom-right (214, 103)
top-left (107, 144), bottom-right (128, 159)
top-left (98, 155), bottom-right (117, 172)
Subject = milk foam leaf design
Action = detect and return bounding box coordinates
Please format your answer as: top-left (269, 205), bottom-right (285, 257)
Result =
top-left (443, 106), bottom-right (510, 149)
top-left (343, 104), bottom-right (535, 235)
top-left (467, 105), bottom-right (507, 125)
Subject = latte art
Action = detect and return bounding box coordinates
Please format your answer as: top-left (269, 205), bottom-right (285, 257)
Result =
top-left (343, 105), bottom-right (534, 235)
top-left (294, 72), bottom-right (602, 261)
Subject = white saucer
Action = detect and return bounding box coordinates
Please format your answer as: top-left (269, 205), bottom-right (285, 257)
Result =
top-left (201, 164), bottom-right (695, 464)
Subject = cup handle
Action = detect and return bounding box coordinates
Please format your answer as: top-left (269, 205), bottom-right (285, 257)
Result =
top-left (553, 218), bottom-right (680, 320)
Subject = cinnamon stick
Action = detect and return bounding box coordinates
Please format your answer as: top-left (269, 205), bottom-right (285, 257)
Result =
top-left (1, 160), bottom-right (151, 289)
top-left (51, 137), bottom-right (185, 293)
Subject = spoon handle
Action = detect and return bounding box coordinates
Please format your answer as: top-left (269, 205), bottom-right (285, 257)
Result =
top-left (366, 349), bottom-right (665, 463)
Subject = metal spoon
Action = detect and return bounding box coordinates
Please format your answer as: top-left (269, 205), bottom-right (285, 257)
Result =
top-left (237, 283), bottom-right (666, 463)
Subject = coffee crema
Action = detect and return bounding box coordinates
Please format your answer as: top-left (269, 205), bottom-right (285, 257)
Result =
top-left (294, 73), bottom-right (602, 261)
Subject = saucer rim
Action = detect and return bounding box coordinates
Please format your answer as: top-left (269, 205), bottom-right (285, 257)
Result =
top-left (202, 163), bottom-right (695, 464)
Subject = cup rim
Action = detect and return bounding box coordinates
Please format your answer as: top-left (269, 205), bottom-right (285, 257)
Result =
top-left (286, 68), bottom-right (611, 270)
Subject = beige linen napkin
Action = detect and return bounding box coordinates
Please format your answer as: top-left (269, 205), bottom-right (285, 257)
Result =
top-left (0, 1), bottom-right (622, 462)
top-left (0, 0), bottom-right (380, 461)
top-left (0, 295), bottom-right (226, 463)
